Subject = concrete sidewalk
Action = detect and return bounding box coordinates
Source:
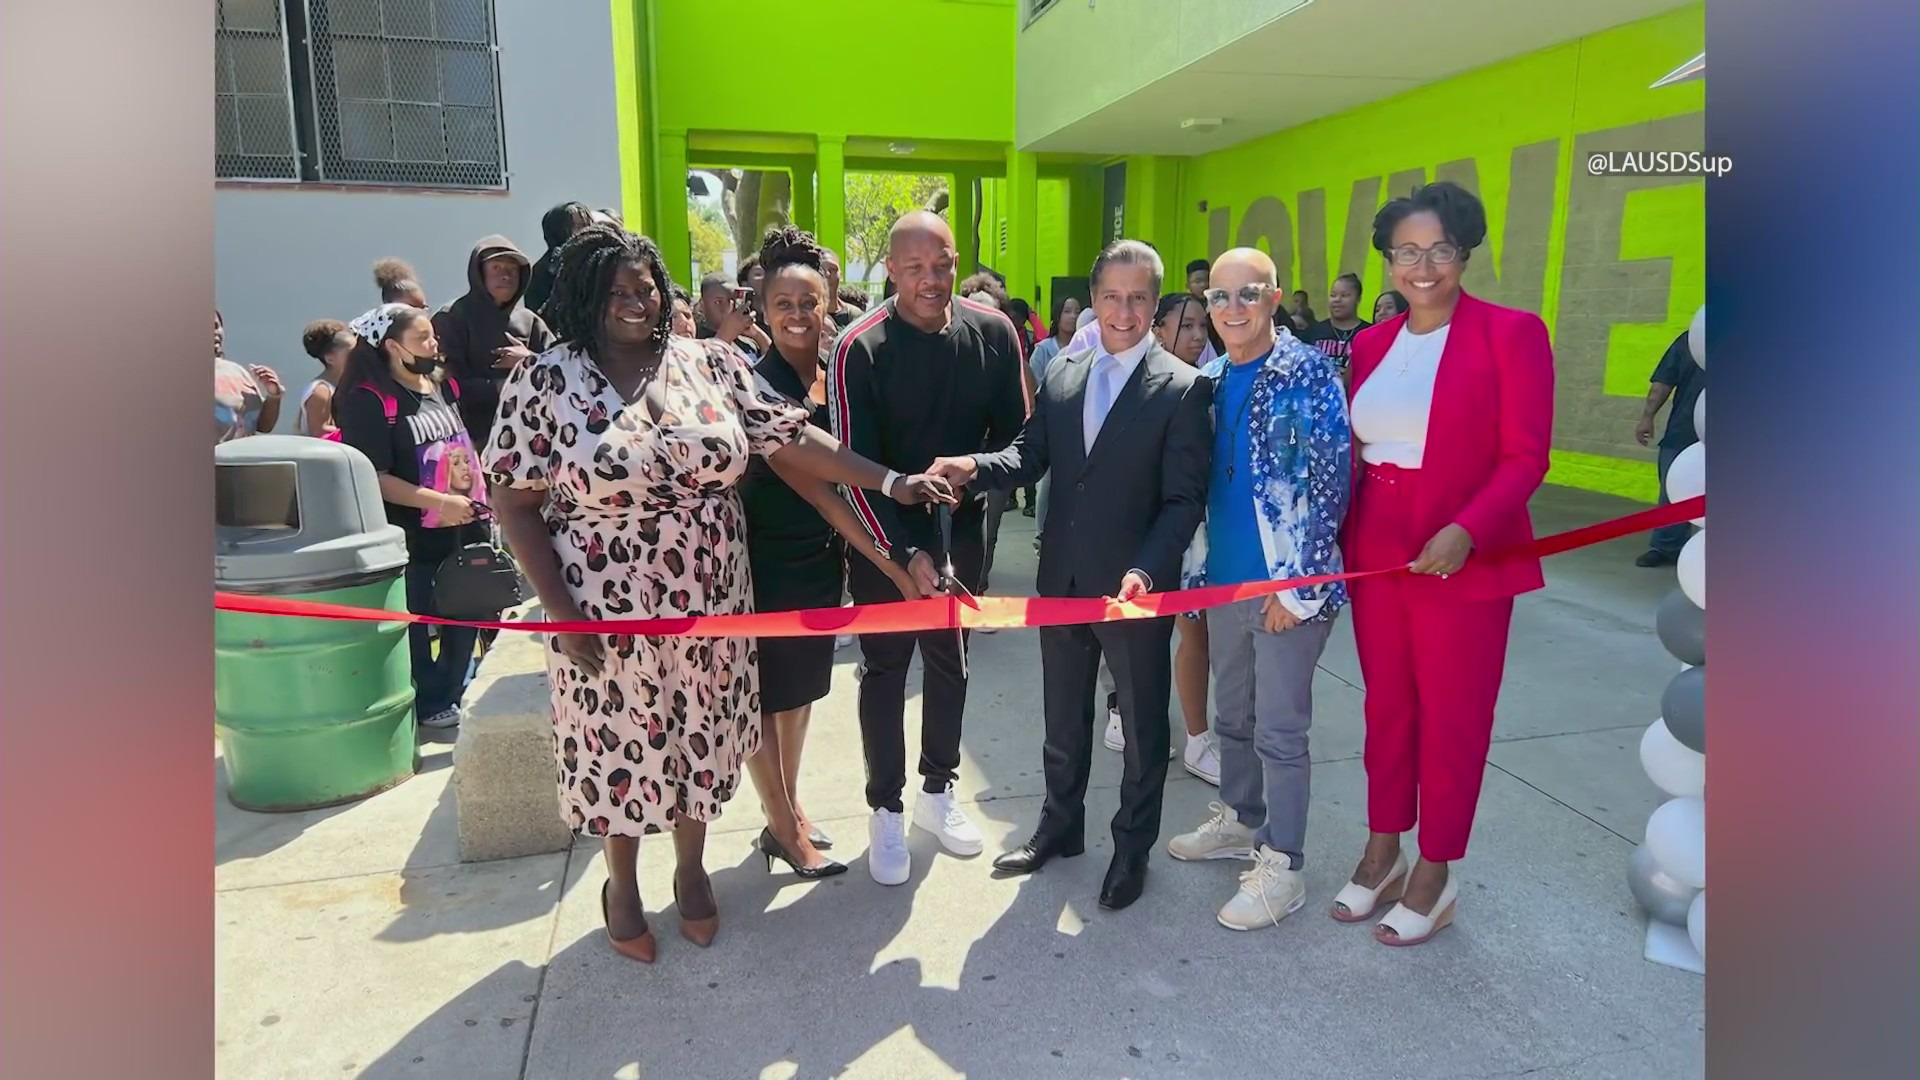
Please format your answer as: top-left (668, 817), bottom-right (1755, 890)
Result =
top-left (216, 487), bottom-right (1704, 1080)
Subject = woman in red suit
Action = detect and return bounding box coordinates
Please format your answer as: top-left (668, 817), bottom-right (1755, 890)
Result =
top-left (1330, 181), bottom-right (1554, 946)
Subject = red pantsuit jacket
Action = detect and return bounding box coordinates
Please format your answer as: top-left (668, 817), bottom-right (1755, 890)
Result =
top-left (1344, 291), bottom-right (1556, 602)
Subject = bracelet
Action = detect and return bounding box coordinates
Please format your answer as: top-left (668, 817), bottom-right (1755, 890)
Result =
top-left (881, 470), bottom-right (901, 497)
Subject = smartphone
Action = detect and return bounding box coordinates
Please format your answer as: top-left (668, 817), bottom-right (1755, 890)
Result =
top-left (732, 285), bottom-right (754, 310)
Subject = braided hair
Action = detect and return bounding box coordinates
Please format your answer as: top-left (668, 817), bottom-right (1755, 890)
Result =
top-left (758, 224), bottom-right (828, 282)
top-left (542, 224), bottom-right (675, 357)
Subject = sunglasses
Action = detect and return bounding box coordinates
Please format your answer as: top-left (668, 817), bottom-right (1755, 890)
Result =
top-left (1202, 284), bottom-right (1272, 310)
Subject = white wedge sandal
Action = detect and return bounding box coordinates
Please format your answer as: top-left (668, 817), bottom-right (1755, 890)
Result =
top-left (1329, 851), bottom-right (1410, 923)
top-left (1374, 866), bottom-right (1459, 947)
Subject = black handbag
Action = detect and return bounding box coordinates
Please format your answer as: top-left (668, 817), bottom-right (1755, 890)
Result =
top-left (434, 516), bottom-right (523, 621)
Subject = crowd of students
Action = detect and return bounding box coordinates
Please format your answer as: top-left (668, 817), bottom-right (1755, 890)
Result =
top-left (213, 180), bottom-right (1555, 963)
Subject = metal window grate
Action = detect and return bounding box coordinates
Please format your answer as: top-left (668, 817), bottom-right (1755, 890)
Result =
top-left (303, 0), bottom-right (506, 188)
top-left (216, 0), bottom-right (301, 179)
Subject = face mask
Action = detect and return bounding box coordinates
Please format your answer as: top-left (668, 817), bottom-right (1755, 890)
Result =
top-left (394, 343), bottom-right (440, 376)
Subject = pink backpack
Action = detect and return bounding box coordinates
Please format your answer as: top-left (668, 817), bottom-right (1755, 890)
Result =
top-left (324, 379), bottom-right (461, 441)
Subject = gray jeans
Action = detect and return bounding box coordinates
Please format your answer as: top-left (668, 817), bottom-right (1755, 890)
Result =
top-left (1208, 598), bottom-right (1336, 866)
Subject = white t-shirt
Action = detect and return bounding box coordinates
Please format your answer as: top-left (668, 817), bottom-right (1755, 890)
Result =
top-left (1351, 324), bottom-right (1450, 468)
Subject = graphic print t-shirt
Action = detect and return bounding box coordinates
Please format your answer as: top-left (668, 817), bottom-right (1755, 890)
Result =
top-left (215, 358), bottom-right (265, 444)
top-left (1302, 319), bottom-right (1371, 376)
top-left (336, 381), bottom-right (488, 563)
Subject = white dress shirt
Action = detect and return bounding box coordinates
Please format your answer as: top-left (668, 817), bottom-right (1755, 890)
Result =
top-left (1083, 332), bottom-right (1151, 454)
top-left (1351, 324), bottom-right (1450, 467)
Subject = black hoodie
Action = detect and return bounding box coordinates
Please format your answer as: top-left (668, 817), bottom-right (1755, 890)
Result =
top-left (433, 235), bottom-right (556, 442)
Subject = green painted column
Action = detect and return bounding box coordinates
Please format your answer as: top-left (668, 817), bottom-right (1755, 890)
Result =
top-left (949, 170), bottom-right (978, 279)
top-left (1004, 148), bottom-right (1039, 305)
top-left (790, 159), bottom-right (816, 233)
top-left (1123, 155), bottom-right (1185, 256)
top-left (1067, 165), bottom-right (1104, 276)
top-left (655, 129), bottom-right (693, 285)
top-left (815, 136), bottom-right (847, 266)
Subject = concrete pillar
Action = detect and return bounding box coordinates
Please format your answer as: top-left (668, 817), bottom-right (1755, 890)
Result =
top-left (815, 136), bottom-right (847, 266)
top-left (1004, 148), bottom-right (1040, 306)
top-left (654, 129), bottom-right (693, 285)
top-left (949, 170), bottom-right (978, 279)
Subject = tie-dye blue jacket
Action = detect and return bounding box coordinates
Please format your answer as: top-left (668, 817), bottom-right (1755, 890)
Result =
top-left (1180, 329), bottom-right (1353, 621)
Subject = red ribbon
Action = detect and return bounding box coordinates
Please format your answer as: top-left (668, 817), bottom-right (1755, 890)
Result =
top-left (215, 496), bottom-right (1703, 638)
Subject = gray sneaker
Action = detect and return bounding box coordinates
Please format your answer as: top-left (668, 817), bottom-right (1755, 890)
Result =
top-left (1167, 801), bottom-right (1257, 862)
top-left (419, 706), bottom-right (464, 730)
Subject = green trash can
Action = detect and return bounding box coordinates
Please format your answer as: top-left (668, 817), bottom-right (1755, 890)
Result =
top-left (215, 435), bottom-right (417, 812)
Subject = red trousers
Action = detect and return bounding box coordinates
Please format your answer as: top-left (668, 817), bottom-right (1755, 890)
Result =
top-left (1348, 464), bottom-right (1515, 862)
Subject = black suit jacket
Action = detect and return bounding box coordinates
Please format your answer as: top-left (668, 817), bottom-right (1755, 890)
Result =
top-left (972, 340), bottom-right (1212, 598)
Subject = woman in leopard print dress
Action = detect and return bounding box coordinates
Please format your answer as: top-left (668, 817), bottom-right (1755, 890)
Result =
top-left (485, 227), bottom-right (950, 963)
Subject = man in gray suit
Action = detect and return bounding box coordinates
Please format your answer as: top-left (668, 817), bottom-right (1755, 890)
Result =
top-left (929, 239), bottom-right (1212, 910)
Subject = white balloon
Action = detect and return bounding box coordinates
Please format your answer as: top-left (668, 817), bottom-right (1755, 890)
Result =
top-left (1692, 388), bottom-right (1705, 444)
top-left (1640, 718), bottom-right (1706, 797)
top-left (1688, 306), bottom-right (1706, 370)
top-left (1666, 442), bottom-right (1706, 525)
top-left (1688, 891), bottom-right (1707, 958)
top-left (1678, 530), bottom-right (1706, 609)
top-left (1646, 796), bottom-right (1706, 889)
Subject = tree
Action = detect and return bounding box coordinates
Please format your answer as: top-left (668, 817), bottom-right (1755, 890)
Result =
top-left (843, 173), bottom-right (947, 283)
top-left (689, 204), bottom-right (730, 280)
top-left (715, 168), bottom-right (792, 260)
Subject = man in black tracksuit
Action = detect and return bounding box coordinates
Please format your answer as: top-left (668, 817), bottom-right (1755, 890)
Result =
top-left (827, 211), bottom-right (1029, 885)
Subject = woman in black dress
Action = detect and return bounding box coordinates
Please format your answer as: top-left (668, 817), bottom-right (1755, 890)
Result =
top-left (740, 226), bottom-right (922, 875)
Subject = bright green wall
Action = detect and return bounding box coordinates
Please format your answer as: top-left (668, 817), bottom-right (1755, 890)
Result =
top-left (980, 176), bottom-right (1072, 306)
top-left (649, 0), bottom-right (1014, 144)
top-left (1177, 6), bottom-right (1705, 501)
top-left (609, 0), bottom-right (646, 229)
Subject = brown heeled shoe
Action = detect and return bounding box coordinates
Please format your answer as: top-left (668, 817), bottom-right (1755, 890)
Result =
top-left (599, 882), bottom-right (656, 963)
top-left (674, 877), bottom-right (718, 948)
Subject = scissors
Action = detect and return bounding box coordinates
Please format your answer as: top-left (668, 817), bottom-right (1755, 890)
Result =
top-left (935, 504), bottom-right (978, 677)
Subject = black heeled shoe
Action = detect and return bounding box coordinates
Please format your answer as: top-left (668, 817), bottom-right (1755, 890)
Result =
top-left (756, 826), bottom-right (848, 879)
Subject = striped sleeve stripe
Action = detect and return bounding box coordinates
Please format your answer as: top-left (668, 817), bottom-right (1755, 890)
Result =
top-left (828, 303), bottom-right (897, 555)
top-left (956, 295), bottom-right (1034, 418)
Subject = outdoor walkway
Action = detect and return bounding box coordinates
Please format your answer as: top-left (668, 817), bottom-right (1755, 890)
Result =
top-left (215, 486), bottom-right (1705, 1080)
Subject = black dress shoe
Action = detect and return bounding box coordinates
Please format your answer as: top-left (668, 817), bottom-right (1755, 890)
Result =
top-left (1098, 852), bottom-right (1149, 910)
top-left (1635, 549), bottom-right (1677, 568)
top-left (991, 833), bottom-right (1086, 875)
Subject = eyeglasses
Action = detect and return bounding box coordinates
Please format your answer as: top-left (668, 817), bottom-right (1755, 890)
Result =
top-left (1202, 284), bottom-right (1271, 310)
top-left (1387, 242), bottom-right (1461, 266)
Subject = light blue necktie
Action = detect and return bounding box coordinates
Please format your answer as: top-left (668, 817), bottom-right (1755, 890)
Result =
top-left (1086, 354), bottom-right (1119, 454)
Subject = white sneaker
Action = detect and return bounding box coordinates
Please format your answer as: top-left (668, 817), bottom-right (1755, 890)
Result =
top-left (1167, 801), bottom-right (1257, 862)
top-left (868, 809), bottom-right (911, 885)
top-left (1217, 845), bottom-right (1308, 930)
top-left (1182, 733), bottom-right (1221, 786)
top-left (912, 784), bottom-right (984, 856)
top-left (1103, 710), bottom-right (1178, 759)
